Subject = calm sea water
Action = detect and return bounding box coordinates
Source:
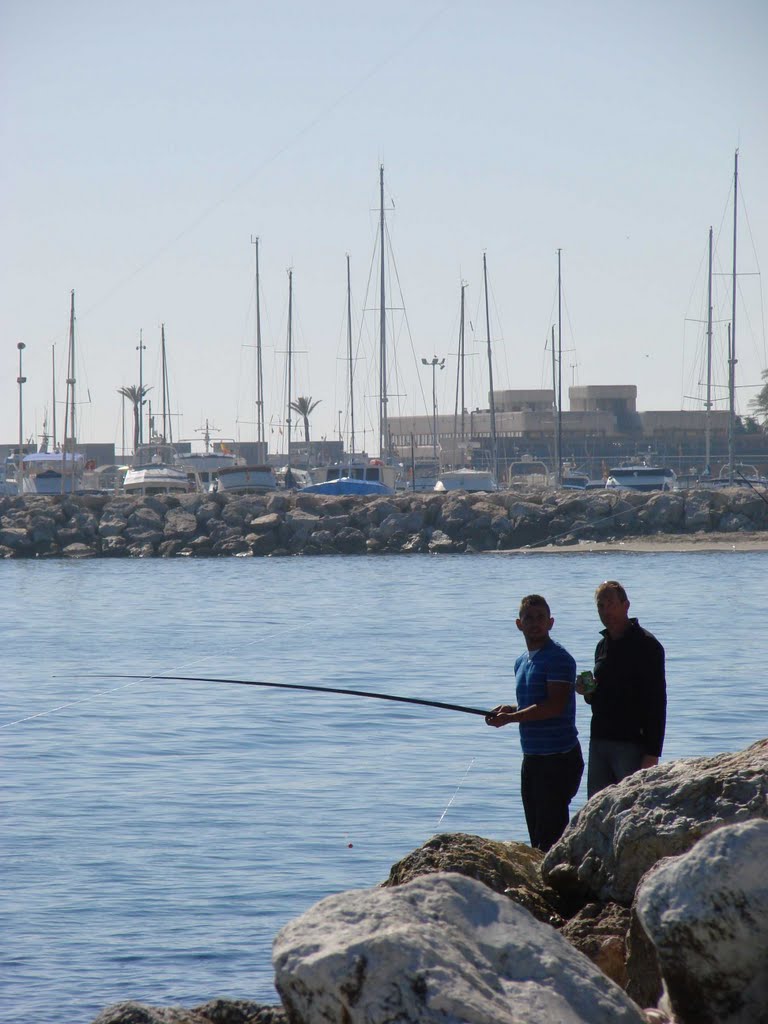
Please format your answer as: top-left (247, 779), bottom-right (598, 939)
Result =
top-left (2, 551), bottom-right (766, 1023)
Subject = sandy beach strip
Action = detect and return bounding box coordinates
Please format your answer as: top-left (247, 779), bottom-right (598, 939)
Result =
top-left (498, 531), bottom-right (768, 554)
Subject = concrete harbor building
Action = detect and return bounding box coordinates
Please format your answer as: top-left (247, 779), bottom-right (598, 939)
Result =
top-left (387, 384), bottom-right (765, 482)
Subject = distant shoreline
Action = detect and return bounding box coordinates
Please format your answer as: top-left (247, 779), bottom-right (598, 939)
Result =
top-left (506, 531), bottom-right (768, 554)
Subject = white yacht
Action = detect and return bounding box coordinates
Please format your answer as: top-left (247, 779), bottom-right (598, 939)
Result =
top-left (434, 468), bottom-right (499, 493)
top-left (508, 458), bottom-right (551, 488)
top-left (310, 456), bottom-right (399, 491)
top-left (20, 451), bottom-right (86, 495)
top-left (122, 445), bottom-right (190, 497)
top-left (605, 463), bottom-right (678, 492)
top-left (175, 450), bottom-right (244, 492)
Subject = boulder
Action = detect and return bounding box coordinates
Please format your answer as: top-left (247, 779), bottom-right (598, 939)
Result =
top-left (636, 819), bottom-right (768, 1024)
top-left (245, 532), bottom-right (277, 556)
top-left (427, 529), bottom-right (459, 552)
top-left (542, 739), bottom-right (768, 905)
top-left (163, 509), bottom-right (198, 540)
top-left (0, 526), bottom-right (32, 551)
top-left (98, 512), bottom-right (129, 538)
top-left (383, 831), bottom-right (567, 926)
top-left (636, 492), bottom-right (685, 531)
top-left (334, 527), bottom-right (367, 554)
top-left (195, 501), bottom-right (221, 524)
top-left (248, 513), bottom-right (282, 532)
top-left (62, 542), bottom-right (96, 558)
top-left (91, 999), bottom-right (287, 1023)
top-left (560, 901), bottom-right (631, 988)
top-left (683, 490), bottom-right (716, 531)
top-left (273, 873), bottom-right (646, 1024)
top-left (378, 510), bottom-right (426, 540)
top-left (101, 535), bottom-right (129, 557)
top-left (625, 901), bottom-right (664, 1009)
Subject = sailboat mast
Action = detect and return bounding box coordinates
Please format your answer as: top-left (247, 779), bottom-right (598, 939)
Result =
top-left (161, 323), bottom-right (173, 444)
top-left (453, 281), bottom-right (467, 460)
top-left (379, 165), bottom-right (388, 459)
top-left (287, 268), bottom-right (293, 470)
top-left (64, 290), bottom-right (76, 493)
top-left (346, 253), bottom-right (356, 455)
top-left (728, 149), bottom-right (738, 485)
top-left (252, 235), bottom-right (265, 447)
top-left (555, 248), bottom-right (563, 486)
top-left (482, 253), bottom-right (499, 480)
top-left (705, 226), bottom-right (713, 475)
top-left (51, 344), bottom-right (57, 451)
top-left (459, 281), bottom-right (466, 440)
top-left (551, 323), bottom-right (557, 452)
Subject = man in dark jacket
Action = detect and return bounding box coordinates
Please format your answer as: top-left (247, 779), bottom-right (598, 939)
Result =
top-left (578, 580), bottom-right (666, 797)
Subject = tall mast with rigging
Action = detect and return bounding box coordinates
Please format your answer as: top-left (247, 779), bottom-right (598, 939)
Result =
top-left (286, 267), bottom-right (293, 472)
top-left (51, 344), bottom-right (57, 451)
top-left (555, 248), bottom-right (563, 486)
top-left (482, 253), bottom-right (498, 481)
top-left (160, 323), bottom-right (173, 444)
top-left (453, 281), bottom-right (467, 462)
top-left (705, 226), bottom-right (713, 476)
top-left (728, 149), bottom-right (738, 485)
top-left (378, 166), bottom-right (388, 460)
top-left (251, 235), bottom-right (266, 447)
top-left (63, 290), bottom-right (76, 493)
top-left (346, 253), bottom-right (356, 455)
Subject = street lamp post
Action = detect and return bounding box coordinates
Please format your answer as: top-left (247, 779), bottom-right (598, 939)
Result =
top-left (421, 356), bottom-right (445, 464)
top-left (17, 342), bottom-right (27, 493)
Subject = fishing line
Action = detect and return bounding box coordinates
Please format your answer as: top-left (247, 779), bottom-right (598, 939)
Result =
top-left (0, 677), bottom-right (156, 729)
top-left (434, 757), bottom-right (476, 829)
top-left (1, 618), bottom-right (309, 730)
top-left (81, 673), bottom-right (492, 717)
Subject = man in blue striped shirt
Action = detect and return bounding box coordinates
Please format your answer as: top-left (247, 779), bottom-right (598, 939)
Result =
top-left (486, 594), bottom-right (583, 851)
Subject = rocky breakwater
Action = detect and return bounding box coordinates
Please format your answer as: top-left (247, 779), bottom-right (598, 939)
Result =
top-left (2, 484), bottom-right (767, 559)
top-left (94, 739), bottom-right (768, 1024)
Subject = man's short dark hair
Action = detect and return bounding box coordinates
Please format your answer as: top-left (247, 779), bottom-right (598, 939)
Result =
top-left (595, 580), bottom-right (628, 603)
top-left (519, 594), bottom-right (551, 616)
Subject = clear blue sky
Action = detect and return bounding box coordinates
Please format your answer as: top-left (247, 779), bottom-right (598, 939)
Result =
top-left (2, 0), bottom-right (767, 455)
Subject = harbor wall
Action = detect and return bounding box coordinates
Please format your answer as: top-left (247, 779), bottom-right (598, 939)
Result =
top-left (0, 485), bottom-right (767, 558)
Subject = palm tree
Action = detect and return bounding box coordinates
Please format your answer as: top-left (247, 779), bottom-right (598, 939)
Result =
top-left (117, 384), bottom-right (152, 454)
top-left (749, 369), bottom-right (768, 426)
top-left (289, 395), bottom-right (321, 444)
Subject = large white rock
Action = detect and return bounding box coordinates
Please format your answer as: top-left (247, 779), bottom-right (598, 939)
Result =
top-left (543, 739), bottom-right (768, 905)
top-left (636, 819), bottom-right (768, 1024)
top-left (273, 872), bottom-right (646, 1024)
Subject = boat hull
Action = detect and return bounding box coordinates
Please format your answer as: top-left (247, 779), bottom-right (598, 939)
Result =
top-left (215, 466), bottom-right (277, 493)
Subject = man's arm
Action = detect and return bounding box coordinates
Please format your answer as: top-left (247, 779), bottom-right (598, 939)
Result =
top-left (485, 682), bottom-right (570, 727)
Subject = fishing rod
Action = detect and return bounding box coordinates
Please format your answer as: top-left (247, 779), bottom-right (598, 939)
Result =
top-left (88, 673), bottom-right (493, 718)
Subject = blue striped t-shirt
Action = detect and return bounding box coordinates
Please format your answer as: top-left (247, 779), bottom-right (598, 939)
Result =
top-left (514, 638), bottom-right (578, 755)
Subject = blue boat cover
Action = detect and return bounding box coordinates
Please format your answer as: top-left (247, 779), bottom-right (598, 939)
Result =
top-left (299, 477), bottom-right (395, 496)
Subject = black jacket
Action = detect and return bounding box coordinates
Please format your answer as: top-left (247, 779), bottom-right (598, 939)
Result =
top-left (590, 618), bottom-right (666, 757)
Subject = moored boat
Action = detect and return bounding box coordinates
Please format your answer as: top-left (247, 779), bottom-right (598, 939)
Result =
top-left (175, 450), bottom-right (244, 492)
top-left (122, 444), bottom-right (189, 496)
top-left (21, 451), bottom-right (86, 494)
top-left (434, 468), bottom-right (499, 493)
top-left (712, 463), bottom-right (768, 488)
top-left (300, 477), bottom-right (394, 496)
top-left (310, 456), bottom-right (399, 491)
top-left (215, 464), bottom-right (278, 494)
top-left (605, 463), bottom-right (678, 492)
top-left (508, 458), bottom-right (550, 488)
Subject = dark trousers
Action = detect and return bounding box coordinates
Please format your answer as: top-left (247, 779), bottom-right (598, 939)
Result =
top-left (520, 743), bottom-right (584, 852)
top-left (587, 738), bottom-right (646, 797)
